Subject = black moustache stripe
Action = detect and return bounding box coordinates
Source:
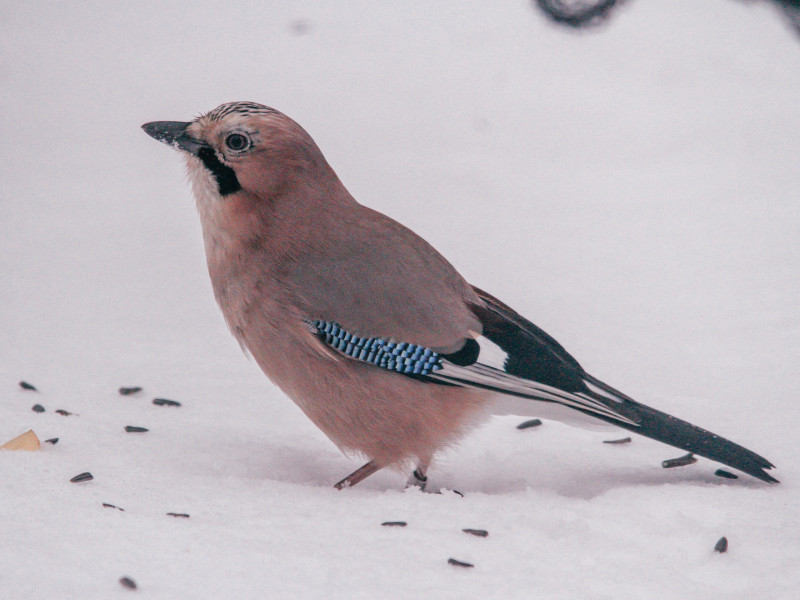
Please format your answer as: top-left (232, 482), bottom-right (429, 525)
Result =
top-left (198, 147), bottom-right (241, 196)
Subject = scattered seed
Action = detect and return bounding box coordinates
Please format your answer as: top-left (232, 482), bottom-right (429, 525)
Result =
top-left (714, 469), bottom-right (738, 480)
top-left (516, 418), bottom-right (542, 430)
top-left (119, 576), bottom-right (137, 590)
top-left (152, 398), bottom-right (181, 407)
top-left (661, 453), bottom-right (697, 469)
top-left (714, 536), bottom-right (728, 553)
top-left (603, 437), bottom-right (632, 444)
top-left (448, 558), bottom-right (474, 568)
top-left (55, 409), bottom-right (75, 416)
top-left (45, 438), bottom-right (59, 445)
top-left (124, 426), bottom-right (149, 433)
top-left (70, 472), bottom-right (94, 483)
top-left (381, 521), bottom-right (407, 527)
top-left (462, 528), bottom-right (488, 537)
top-left (452, 490), bottom-right (465, 498)
top-left (31, 404), bottom-right (45, 413)
top-left (103, 503), bottom-right (125, 511)
top-left (19, 381), bottom-right (37, 391)
top-left (167, 512), bottom-right (190, 518)
top-left (118, 387), bottom-right (142, 396)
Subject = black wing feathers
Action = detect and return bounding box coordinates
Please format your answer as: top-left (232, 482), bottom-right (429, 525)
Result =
top-left (470, 286), bottom-right (588, 392)
top-left (469, 285), bottom-right (778, 483)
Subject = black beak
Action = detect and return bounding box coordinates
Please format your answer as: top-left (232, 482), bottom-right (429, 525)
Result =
top-left (141, 121), bottom-right (208, 155)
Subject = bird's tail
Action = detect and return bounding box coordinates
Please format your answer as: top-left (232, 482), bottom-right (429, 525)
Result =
top-left (579, 374), bottom-right (778, 483)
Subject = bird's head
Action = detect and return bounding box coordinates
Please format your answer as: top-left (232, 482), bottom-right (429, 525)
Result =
top-left (142, 102), bottom-right (337, 213)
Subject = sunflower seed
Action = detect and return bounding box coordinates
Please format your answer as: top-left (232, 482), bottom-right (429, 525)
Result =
top-left (447, 558), bottom-right (474, 568)
top-left (103, 503), bottom-right (125, 511)
top-left (661, 453), bottom-right (697, 469)
top-left (19, 381), bottom-right (37, 391)
top-left (119, 576), bottom-right (137, 589)
top-left (714, 469), bottom-right (738, 479)
top-left (167, 512), bottom-right (190, 518)
top-left (462, 528), bottom-right (488, 537)
top-left (381, 521), bottom-right (407, 527)
top-left (45, 438), bottom-right (59, 445)
top-left (55, 409), bottom-right (75, 416)
top-left (516, 418), bottom-right (542, 430)
top-left (31, 404), bottom-right (45, 413)
top-left (118, 387), bottom-right (142, 396)
top-left (70, 472), bottom-right (93, 483)
top-left (603, 437), bottom-right (632, 444)
top-left (152, 398), bottom-right (181, 407)
top-left (124, 426), bottom-right (149, 433)
top-left (714, 536), bottom-right (728, 553)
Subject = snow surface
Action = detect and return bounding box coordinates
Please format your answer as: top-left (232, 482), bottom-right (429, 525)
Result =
top-left (1, 1), bottom-right (799, 598)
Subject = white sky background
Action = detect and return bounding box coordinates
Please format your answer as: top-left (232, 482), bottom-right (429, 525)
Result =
top-left (1, 1), bottom-right (799, 598)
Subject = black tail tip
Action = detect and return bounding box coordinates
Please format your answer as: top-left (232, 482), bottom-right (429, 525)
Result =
top-left (756, 468), bottom-right (780, 484)
top-left (741, 459), bottom-right (779, 484)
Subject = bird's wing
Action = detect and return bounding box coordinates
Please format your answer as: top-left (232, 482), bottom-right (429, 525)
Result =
top-left (288, 205), bottom-right (483, 351)
top-left (308, 285), bottom-right (777, 483)
top-left (306, 283), bottom-right (640, 427)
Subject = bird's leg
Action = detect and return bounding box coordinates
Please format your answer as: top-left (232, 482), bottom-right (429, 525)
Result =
top-left (406, 463), bottom-right (429, 491)
top-left (334, 460), bottom-right (381, 490)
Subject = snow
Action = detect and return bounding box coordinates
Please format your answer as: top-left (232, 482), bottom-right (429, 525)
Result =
top-left (1, 1), bottom-right (799, 597)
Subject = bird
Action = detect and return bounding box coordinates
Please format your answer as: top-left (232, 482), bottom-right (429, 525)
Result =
top-left (142, 101), bottom-right (777, 489)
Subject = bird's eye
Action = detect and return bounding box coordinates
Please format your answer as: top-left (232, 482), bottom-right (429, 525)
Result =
top-left (225, 133), bottom-right (250, 152)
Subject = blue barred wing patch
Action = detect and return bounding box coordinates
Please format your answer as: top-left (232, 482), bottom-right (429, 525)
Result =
top-left (312, 320), bottom-right (443, 375)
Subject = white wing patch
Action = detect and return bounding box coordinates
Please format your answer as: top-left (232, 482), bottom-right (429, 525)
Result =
top-left (471, 335), bottom-right (509, 370)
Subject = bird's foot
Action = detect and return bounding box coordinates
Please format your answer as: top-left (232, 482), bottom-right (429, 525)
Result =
top-left (406, 467), bottom-right (428, 491)
top-left (405, 465), bottom-right (464, 497)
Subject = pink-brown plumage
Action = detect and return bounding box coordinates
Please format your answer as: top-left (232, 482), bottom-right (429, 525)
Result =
top-left (185, 105), bottom-right (491, 471)
top-left (142, 101), bottom-right (778, 487)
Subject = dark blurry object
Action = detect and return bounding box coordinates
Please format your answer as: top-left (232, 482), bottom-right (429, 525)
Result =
top-left (289, 19), bottom-right (313, 36)
top-left (119, 576), bottom-right (137, 590)
top-left (781, 0), bottom-right (800, 34)
top-left (124, 426), bottom-right (149, 433)
top-left (714, 536), bottom-right (729, 553)
top-left (532, 0), bottom-right (800, 37)
top-left (533, 0), bottom-right (620, 27)
top-left (516, 418), bottom-right (542, 430)
top-left (31, 404), bottom-right (45, 413)
top-left (19, 381), bottom-right (37, 391)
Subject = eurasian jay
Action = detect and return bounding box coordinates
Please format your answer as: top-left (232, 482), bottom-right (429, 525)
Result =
top-left (142, 102), bottom-right (777, 488)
